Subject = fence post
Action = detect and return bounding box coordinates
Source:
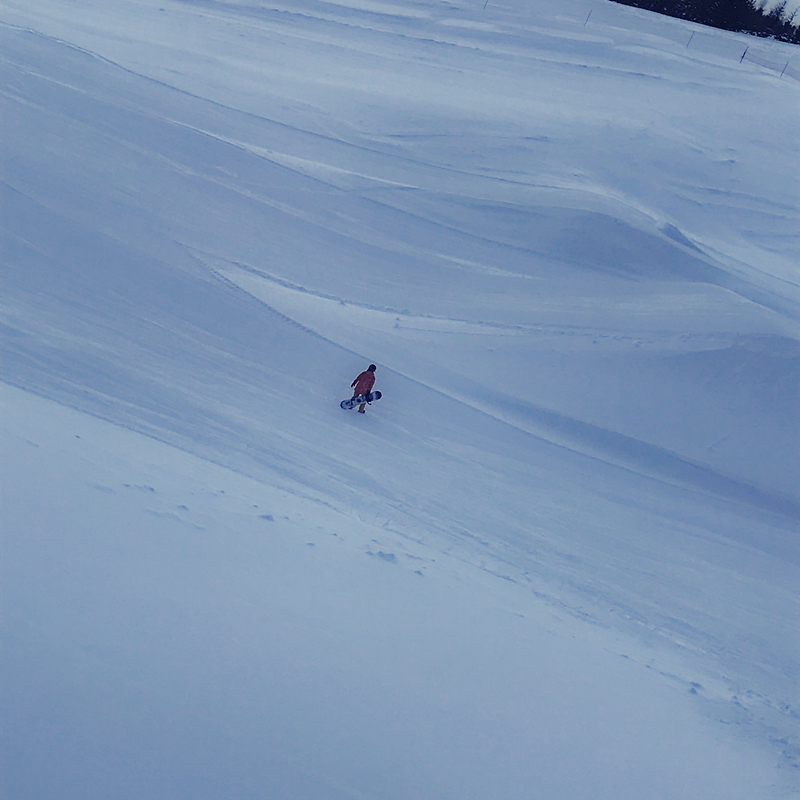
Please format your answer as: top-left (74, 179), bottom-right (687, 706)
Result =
top-left (740, 46), bottom-right (749, 63)
top-left (584, 9), bottom-right (592, 26)
top-left (686, 31), bottom-right (694, 47)
top-left (780, 61), bottom-right (789, 77)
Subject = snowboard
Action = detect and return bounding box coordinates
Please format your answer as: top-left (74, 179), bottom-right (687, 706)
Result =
top-left (340, 390), bottom-right (382, 410)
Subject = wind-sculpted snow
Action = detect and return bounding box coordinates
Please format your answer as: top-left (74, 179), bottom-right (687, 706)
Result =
top-left (2, 0), bottom-right (799, 797)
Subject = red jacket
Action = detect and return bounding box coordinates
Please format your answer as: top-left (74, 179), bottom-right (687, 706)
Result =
top-left (352, 370), bottom-right (375, 396)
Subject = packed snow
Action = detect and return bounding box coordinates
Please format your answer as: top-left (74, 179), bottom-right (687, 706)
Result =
top-left (2, 0), bottom-right (799, 798)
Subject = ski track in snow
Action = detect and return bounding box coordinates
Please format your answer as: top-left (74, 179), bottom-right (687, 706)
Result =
top-left (2, 0), bottom-right (800, 797)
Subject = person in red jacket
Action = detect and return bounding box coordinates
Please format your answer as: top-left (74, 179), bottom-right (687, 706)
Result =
top-left (351, 364), bottom-right (377, 413)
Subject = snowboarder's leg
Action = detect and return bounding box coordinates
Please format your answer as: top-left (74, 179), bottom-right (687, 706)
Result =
top-left (358, 403), bottom-right (366, 413)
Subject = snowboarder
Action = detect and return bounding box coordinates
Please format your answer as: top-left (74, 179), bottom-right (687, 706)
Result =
top-left (351, 364), bottom-right (377, 413)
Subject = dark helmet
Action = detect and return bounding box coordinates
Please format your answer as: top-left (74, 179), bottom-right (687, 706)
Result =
top-left (368, 364), bottom-right (376, 371)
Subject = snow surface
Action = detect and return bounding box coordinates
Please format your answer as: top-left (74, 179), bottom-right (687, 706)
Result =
top-left (2, 0), bottom-right (799, 797)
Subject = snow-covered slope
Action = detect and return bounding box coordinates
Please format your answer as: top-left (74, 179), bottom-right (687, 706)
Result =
top-left (2, 0), bottom-right (799, 797)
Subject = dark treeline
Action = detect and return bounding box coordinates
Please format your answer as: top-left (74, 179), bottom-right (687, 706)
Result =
top-left (610, 0), bottom-right (800, 44)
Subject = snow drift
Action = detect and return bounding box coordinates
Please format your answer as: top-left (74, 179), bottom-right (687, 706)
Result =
top-left (2, 0), bottom-right (799, 797)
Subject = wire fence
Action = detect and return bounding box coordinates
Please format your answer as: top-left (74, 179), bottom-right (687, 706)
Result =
top-left (689, 28), bottom-right (800, 79)
top-left (740, 45), bottom-right (799, 78)
top-left (579, 2), bottom-right (800, 81)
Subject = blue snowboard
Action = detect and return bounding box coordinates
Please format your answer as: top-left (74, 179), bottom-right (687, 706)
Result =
top-left (341, 390), bottom-right (382, 410)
